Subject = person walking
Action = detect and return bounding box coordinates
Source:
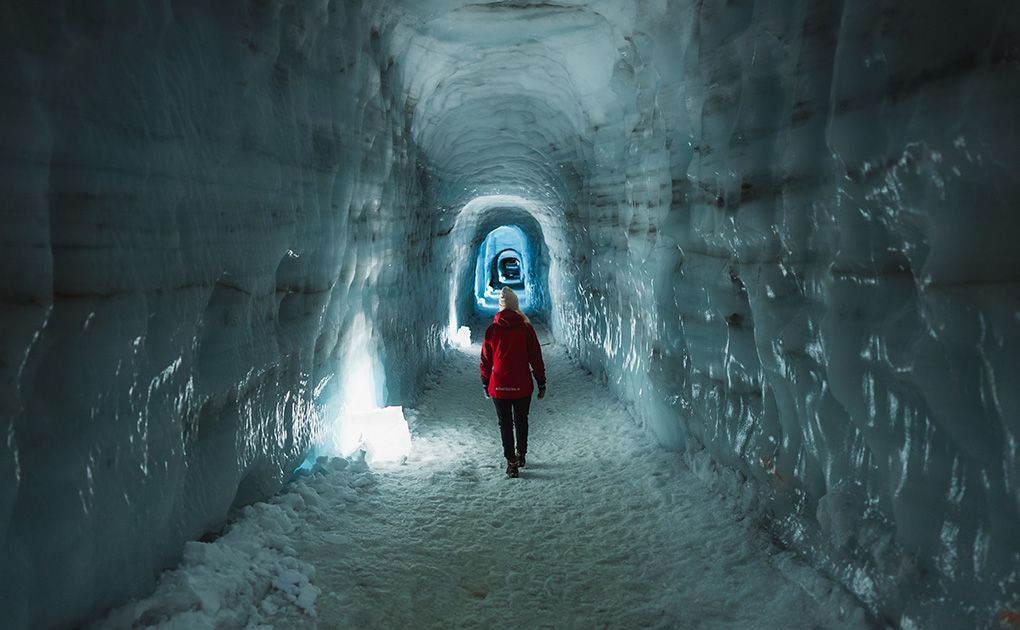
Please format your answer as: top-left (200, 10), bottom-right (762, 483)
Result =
top-left (480, 286), bottom-right (546, 478)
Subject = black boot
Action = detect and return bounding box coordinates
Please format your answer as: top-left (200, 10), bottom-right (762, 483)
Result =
top-left (516, 451), bottom-right (526, 467)
top-left (506, 457), bottom-right (519, 478)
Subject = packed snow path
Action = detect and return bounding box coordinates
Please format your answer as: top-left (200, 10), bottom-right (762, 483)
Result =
top-left (101, 328), bottom-right (868, 629)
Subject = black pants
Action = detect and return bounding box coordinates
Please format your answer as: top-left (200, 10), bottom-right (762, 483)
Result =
top-left (492, 395), bottom-right (531, 460)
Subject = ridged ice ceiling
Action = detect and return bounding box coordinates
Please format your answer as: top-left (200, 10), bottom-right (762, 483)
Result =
top-left (392, 1), bottom-right (626, 207)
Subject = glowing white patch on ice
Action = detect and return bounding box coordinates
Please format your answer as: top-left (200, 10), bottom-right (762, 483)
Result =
top-left (452, 326), bottom-right (472, 348)
top-left (340, 406), bottom-right (411, 464)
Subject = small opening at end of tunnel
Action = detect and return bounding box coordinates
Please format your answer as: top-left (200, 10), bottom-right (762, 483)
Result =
top-left (446, 196), bottom-right (555, 347)
top-left (475, 225), bottom-right (532, 312)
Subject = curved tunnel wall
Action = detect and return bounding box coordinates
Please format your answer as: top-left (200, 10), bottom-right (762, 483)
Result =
top-left (0, 1), bottom-right (446, 626)
top-left (561, 5), bottom-right (1020, 626)
top-left (608, 3), bottom-right (1017, 625)
top-left (0, 0), bottom-right (1018, 628)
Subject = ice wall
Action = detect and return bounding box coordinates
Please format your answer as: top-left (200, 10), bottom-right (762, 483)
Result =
top-left (546, 1), bottom-right (1020, 626)
top-left (0, 2), bottom-right (446, 627)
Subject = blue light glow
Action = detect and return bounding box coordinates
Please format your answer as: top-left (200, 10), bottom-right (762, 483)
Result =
top-left (474, 225), bottom-right (534, 312)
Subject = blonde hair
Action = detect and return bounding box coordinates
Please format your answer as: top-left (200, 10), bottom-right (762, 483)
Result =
top-left (498, 287), bottom-right (529, 323)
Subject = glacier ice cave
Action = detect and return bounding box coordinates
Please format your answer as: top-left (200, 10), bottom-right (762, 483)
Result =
top-left (1, 0), bottom-right (1019, 628)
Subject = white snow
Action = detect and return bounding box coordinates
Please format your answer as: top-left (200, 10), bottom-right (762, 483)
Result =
top-left (97, 330), bottom-right (866, 629)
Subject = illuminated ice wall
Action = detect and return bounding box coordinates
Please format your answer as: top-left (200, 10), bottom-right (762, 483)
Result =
top-left (0, 2), bottom-right (445, 626)
top-left (1, 0), bottom-right (1018, 627)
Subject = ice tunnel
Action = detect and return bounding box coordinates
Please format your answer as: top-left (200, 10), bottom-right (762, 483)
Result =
top-left (448, 195), bottom-right (555, 329)
top-left (475, 227), bottom-right (531, 311)
top-left (1, 0), bottom-right (1019, 627)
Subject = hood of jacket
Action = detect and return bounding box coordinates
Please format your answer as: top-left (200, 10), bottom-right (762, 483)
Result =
top-left (494, 308), bottom-right (526, 328)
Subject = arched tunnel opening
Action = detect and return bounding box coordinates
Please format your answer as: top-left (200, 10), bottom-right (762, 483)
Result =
top-left (445, 195), bottom-right (563, 346)
top-left (1, 1), bottom-right (1019, 628)
top-left (464, 209), bottom-right (551, 320)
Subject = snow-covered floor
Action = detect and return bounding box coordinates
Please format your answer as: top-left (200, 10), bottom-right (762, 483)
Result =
top-left (99, 327), bottom-right (869, 629)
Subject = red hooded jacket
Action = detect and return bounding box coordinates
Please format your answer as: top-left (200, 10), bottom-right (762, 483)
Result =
top-left (480, 310), bottom-right (546, 399)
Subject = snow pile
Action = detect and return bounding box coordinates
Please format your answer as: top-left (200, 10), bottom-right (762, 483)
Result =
top-left (96, 458), bottom-right (374, 629)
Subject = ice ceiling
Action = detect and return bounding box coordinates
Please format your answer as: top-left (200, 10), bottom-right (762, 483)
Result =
top-left (1, 0), bottom-right (1018, 627)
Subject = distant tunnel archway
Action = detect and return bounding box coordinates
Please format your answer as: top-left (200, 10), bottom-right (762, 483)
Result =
top-left (474, 227), bottom-right (533, 312)
top-left (444, 197), bottom-right (558, 337)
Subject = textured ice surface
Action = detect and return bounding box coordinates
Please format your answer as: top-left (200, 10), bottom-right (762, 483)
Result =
top-left (1, 0), bottom-right (1019, 627)
top-left (0, 2), bottom-right (445, 626)
top-left (540, 5), bottom-right (1020, 627)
